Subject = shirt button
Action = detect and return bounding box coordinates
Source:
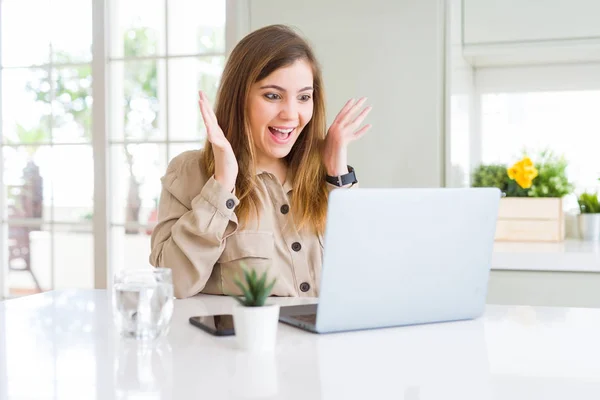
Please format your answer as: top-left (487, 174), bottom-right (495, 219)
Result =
top-left (300, 282), bottom-right (311, 292)
top-left (292, 242), bottom-right (302, 252)
top-left (280, 204), bottom-right (289, 214)
top-left (225, 199), bottom-right (235, 209)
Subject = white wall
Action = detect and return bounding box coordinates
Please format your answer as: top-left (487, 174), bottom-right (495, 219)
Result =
top-left (243, 0), bottom-right (447, 188)
top-left (462, 0), bottom-right (600, 67)
top-left (475, 63), bottom-right (600, 92)
top-left (463, 0), bottom-right (600, 45)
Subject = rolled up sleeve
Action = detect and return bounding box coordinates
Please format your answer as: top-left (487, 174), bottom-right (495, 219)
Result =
top-left (150, 157), bottom-right (239, 298)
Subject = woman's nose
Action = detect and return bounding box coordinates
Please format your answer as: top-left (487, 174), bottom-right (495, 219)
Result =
top-left (279, 99), bottom-right (298, 119)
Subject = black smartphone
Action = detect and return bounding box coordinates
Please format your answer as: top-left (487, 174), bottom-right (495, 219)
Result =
top-left (189, 314), bottom-right (235, 336)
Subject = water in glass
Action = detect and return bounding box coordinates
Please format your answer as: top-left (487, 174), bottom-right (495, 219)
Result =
top-left (113, 268), bottom-right (174, 340)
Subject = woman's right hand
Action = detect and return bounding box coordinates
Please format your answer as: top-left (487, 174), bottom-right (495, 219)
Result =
top-left (198, 90), bottom-right (238, 192)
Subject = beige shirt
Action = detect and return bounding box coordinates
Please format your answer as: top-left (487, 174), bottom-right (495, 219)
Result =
top-left (149, 150), bottom-right (356, 299)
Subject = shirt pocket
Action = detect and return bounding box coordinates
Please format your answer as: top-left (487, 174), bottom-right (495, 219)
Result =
top-left (218, 231), bottom-right (275, 294)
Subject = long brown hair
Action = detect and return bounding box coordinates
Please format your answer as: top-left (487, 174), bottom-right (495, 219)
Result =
top-left (202, 24), bottom-right (328, 234)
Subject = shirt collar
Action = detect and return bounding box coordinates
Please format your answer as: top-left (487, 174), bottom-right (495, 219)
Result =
top-left (256, 167), bottom-right (294, 195)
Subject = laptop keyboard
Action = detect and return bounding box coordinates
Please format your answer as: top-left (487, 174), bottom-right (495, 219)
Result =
top-left (292, 314), bottom-right (317, 324)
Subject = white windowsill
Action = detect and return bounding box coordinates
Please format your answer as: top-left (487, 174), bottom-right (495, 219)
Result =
top-left (492, 239), bottom-right (600, 273)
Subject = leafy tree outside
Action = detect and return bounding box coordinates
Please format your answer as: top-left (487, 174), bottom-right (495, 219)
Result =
top-left (19, 28), bottom-right (158, 232)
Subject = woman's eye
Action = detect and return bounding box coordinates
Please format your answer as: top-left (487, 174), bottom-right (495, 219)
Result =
top-left (264, 93), bottom-right (281, 100)
top-left (299, 94), bottom-right (312, 101)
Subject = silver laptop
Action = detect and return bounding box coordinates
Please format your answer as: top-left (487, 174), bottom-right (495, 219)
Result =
top-left (279, 187), bottom-right (500, 334)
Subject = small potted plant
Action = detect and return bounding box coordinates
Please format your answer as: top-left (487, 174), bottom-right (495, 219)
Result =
top-left (577, 191), bottom-right (600, 241)
top-left (230, 268), bottom-right (278, 352)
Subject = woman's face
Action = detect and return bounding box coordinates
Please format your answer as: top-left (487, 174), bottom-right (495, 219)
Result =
top-left (248, 59), bottom-right (314, 165)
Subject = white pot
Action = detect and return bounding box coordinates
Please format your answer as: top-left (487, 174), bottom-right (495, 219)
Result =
top-left (579, 213), bottom-right (600, 241)
top-left (232, 303), bottom-right (280, 352)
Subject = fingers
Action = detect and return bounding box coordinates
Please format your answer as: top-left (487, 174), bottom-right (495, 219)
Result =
top-left (335, 97), bottom-right (370, 127)
top-left (198, 90), bottom-right (223, 145)
top-left (198, 105), bottom-right (217, 146)
top-left (333, 98), bottom-right (357, 125)
top-left (352, 123), bottom-right (372, 141)
top-left (341, 97), bottom-right (367, 125)
top-left (198, 90), bottom-right (218, 127)
top-left (349, 105), bottom-right (373, 130)
top-left (198, 93), bottom-right (211, 130)
top-left (349, 97), bottom-right (368, 115)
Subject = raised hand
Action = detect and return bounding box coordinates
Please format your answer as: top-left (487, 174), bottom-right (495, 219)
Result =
top-left (198, 90), bottom-right (238, 192)
top-left (322, 97), bottom-right (372, 176)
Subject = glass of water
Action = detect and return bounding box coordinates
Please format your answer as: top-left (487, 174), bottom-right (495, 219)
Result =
top-left (113, 268), bottom-right (174, 340)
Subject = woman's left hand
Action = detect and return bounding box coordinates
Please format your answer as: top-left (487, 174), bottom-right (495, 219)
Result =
top-left (322, 97), bottom-right (372, 176)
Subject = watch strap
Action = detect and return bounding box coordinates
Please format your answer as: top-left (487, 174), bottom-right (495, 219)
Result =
top-left (326, 166), bottom-right (357, 187)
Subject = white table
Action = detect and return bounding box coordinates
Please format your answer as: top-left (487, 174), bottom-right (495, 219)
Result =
top-left (1, 289), bottom-right (600, 399)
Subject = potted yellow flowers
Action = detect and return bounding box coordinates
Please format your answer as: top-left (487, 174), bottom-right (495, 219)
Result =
top-left (472, 150), bottom-right (574, 242)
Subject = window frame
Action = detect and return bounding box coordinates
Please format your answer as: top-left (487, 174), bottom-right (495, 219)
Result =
top-left (470, 62), bottom-right (600, 171)
top-left (0, 0), bottom-right (244, 298)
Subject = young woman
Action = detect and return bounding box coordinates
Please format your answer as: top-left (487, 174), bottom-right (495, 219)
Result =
top-left (150, 24), bottom-right (371, 299)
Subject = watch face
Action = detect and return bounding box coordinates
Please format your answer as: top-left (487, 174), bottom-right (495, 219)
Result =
top-left (346, 171), bottom-right (358, 185)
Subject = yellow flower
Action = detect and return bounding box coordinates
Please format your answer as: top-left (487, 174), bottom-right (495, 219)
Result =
top-left (507, 166), bottom-right (519, 180)
top-left (508, 156), bottom-right (538, 189)
top-left (517, 178), bottom-right (534, 188)
top-left (521, 157), bottom-right (534, 168)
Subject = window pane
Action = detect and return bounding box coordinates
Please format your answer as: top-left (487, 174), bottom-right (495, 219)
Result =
top-left (53, 66), bottom-right (93, 143)
top-left (51, 0), bottom-right (92, 63)
top-left (110, 143), bottom-right (166, 226)
top-left (109, 0), bottom-right (165, 58)
top-left (109, 60), bottom-right (166, 141)
top-left (167, 0), bottom-right (226, 55)
top-left (168, 143), bottom-right (202, 165)
top-left (1, 0), bottom-right (51, 67)
top-left (2, 68), bottom-right (51, 144)
top-left (53, 225), bottom-right (94, 290)
top-left (481, 91), bottom-right (600, 192)
top-left (7, 224), bottom-right (50, 296)
top-left (51, 145), bottom-right (94, 223)
top-left (111, 226), bottom-right (152, 276)
top-left (168, 56), bottom-right (224, 141)
top-left (449, 95), bottom-right (471, 187)
top-left (4, 146), bottom-right (52, 223)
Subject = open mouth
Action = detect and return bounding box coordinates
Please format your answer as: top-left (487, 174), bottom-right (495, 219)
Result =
top-left (268, 126), bottom-right (296, 144)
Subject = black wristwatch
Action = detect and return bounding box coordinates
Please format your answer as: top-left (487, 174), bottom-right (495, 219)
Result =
top-left (326, 165), bottom-right (358, 187)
